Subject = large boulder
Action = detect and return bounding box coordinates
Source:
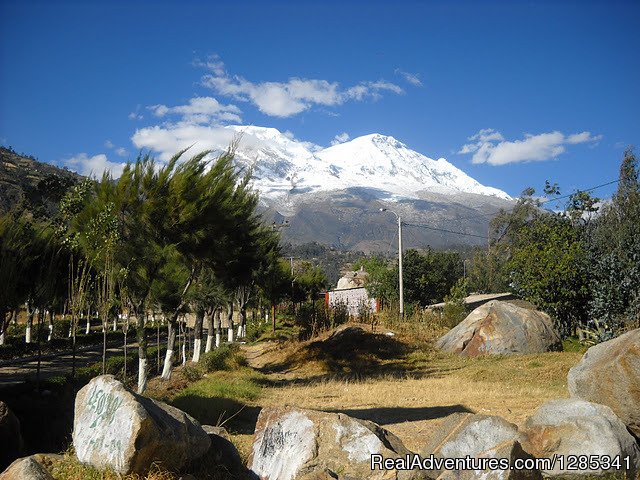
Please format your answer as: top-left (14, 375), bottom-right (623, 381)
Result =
top-left (399, 413), bottom-right (539, 480)
top-left (248, 406), bottom-right (409, 480)
top-left (519, 398), bottom-right (640, 478)
top-left (0, 455), bottom-right (54, 480)
top-left (73, 375), bottom-right (210, 475)
top-left (568, 328), bottom-right (640, 437)
top-left (0, 402), bottom-right (23, 471)
top-left (435, 300), bottom-right (562, 356)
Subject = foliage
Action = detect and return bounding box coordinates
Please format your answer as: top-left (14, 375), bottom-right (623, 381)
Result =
top-left (200, 344), bottom-right (245, 372)
top-left (587, 148), bottom-right (640, 331)
top-left (442, 278), bottom-right (469, 327)
top-left (508, 213), bottom-right (589, 336)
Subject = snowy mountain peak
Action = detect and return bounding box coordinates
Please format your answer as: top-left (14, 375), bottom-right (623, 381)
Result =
top-left (220, 125), bottom-right (511, 202)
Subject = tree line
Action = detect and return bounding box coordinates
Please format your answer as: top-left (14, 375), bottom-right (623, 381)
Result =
top-left (0, 143), bottom-right (301, 392)
top-left (355, 149), bottom-right (639, 339)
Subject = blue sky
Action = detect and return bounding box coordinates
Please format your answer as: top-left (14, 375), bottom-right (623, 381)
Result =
top-left (1, 0), bottom-right (639, 199)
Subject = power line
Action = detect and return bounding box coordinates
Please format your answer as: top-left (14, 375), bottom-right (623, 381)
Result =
top-left (400, 178), bottom-right (622, 241)
top-left (403, 222), bottom-right (488, 239)
top-left (446, 177), bottom-right (621, 225)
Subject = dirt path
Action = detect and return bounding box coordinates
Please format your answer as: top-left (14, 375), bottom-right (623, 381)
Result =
top-left (0, 342), bottom-right (134, 388)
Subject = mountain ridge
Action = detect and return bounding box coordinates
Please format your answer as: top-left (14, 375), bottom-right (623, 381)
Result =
top-left (223, 125), bottom-right (511, 205)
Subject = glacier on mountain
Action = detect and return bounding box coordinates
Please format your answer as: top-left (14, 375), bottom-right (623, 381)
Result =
top-left (221, 125), bottom-right (511, 202)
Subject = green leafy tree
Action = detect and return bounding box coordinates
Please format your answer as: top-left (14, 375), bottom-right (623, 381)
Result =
top-left (588, 148), bottom-right (640, 330)
top-left (508, 213), bottom-right (589, 336)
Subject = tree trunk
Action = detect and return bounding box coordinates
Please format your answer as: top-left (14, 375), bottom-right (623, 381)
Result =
top-left (192, 308), bottom-right (204, 362)
top-left (214, 308), bottom-right (221, 348)
top-left (181, 321), bottom-right (187, 365)
top-left (272, 303), bottom-right (276, 333)
top-left (156, 314), bottom-right (161, 374)
top-left (25, 303), bottom-right (34, 344)
top-left (205, 309), bottom-right (214, 353)
top-left (47, 311), bottom-right (54, 341)
top-left (85, 312), bottom-right (90, 335)
top-left (0, 309), bottom-right (7, 346)
top-left (36, 309), bottom-right (43, 391)
top-left (161, 318), bottom-right (177, 379)
top-left (136, 311), bottom-right (148, 393)
top-left (226, 303), bottom-right (234, 343)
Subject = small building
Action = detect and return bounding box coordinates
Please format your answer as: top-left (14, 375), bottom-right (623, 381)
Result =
top-left (325, 267), bottom-right (379, 317)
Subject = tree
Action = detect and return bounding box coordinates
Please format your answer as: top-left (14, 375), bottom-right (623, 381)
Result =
top-left (402, 248), bottom-right (462, 306)
top-left (352, 256), bottom-right (398, 307)
top-left (588, 148), bottom-right (640, 330)
top-left (508, 213), bottom-right (589, 336)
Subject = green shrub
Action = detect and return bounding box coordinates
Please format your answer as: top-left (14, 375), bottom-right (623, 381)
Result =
top-left (200, 344), bottom-right (245, 372)
top-left (182, 364), bottom-right (203, 382)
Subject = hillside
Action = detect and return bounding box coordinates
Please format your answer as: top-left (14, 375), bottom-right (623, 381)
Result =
top-left (0, 147), bottom-right (80, 217)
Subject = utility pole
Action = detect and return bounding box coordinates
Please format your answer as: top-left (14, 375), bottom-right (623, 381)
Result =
top-left (380, 208), bottom-right (404, 320)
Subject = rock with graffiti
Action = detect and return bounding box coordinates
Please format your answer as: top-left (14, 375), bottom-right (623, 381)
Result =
top-left (72, 375), bottom-right (210, 475)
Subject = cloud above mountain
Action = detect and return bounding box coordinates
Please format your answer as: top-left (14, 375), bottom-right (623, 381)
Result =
top-left (198, 56), bottom-right (404, 117)
top-left (459, 129), bottom-right (603, 166)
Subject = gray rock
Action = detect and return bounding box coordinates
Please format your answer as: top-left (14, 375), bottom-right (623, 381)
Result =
top-left (568, 328), bottom-right (640, 437)
top-left (519, 398), bottom-right (640, 477)
top-left (73, 374), bottom-right (210, 475)
top-left (248, 406), bottom-right (405, 480)
top-left (0, 455), bottom-right (53, 480)
top-left (400, 413), bottom-right (539, 480)
top-left (435, 300), bottom-right (562, 356)
top-left (0, 402), bottom-right (23, 471)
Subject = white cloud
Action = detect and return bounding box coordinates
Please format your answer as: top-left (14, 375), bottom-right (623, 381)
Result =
top-left (395, 69), bottom-right (423, 87)
top-left (115, 147), bottom-right (127, 157)
top-left (200, 58), bottom-right (403, 118)
top-left (64, 153), bottom-right (126, 178)
top-left (128, 104), bottom-right (144, 121)
top-left (104, 140), bottom-right (114, 149)
top-left (331, 132), bottom-right (350, 146)
top-left (132, 124), bottom-right (237, 162)
top-left (458, 129), bottom-right (602, 166)
top-left (149, 96), bottom-right (242, 124)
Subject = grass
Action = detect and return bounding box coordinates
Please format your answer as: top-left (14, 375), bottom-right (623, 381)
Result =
top-left (243, 318), bottom-right (586, 453)
top-left (17, 314), bottom-right (603, 479)
top-left (48, 448), bottom-right (244, 480)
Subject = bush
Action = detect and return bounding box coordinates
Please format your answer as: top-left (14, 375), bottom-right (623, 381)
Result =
top-left (200, 344), bottom-right (245, 372)
top-left (182, 364), bottom-right (204, 382)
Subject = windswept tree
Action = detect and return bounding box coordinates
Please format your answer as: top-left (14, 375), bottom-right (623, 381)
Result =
top-left (155, 145), bottom-right (266, 379)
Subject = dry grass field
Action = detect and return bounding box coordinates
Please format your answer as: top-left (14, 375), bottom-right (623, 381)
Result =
top-left (44, 318), bottom-right (588, 479)
top-left (238, 320), bottom-right (584, 453)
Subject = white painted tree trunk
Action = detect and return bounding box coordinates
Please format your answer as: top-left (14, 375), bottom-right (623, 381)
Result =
top-left (161, 349), bottom-right (174, 379)
top-left (192, 338), bottom-right (202, 362)
top-left (181, 341), bottom-right (186, 365)
top-left (242, 325), bottom-right (246, 338)
top-left (25, 325), bottom-right (32, 344)
top-left (47, 323), bottom-right (53, 341)
top-left (237, 324), bottom-right (242, 338)
top-left (137, 358), bottom-right (148, 394)
top-left (0, 332), bottom-right (5, 345)
top-left (205, 334), bottom-right (213, 353)
top-left (227, 327), bottom-right (233, 343)
top-left (113, 317), bottom-right (117, 331)
top-left (85, 316), bottom-right (90, 335)
top-left (215, 332), bottom-right (221, 348)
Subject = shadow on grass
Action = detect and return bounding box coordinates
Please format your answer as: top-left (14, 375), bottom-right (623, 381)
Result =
top-left (325, 404), bottom-right (473, 426)
top-left (171, 394), bottom-right (261, 435)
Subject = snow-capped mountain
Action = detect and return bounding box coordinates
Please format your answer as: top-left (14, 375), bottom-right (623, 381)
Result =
top-left (224, 125), bottom-right (510, 204)
top-left (212, 125), bottom-right (513, 252)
